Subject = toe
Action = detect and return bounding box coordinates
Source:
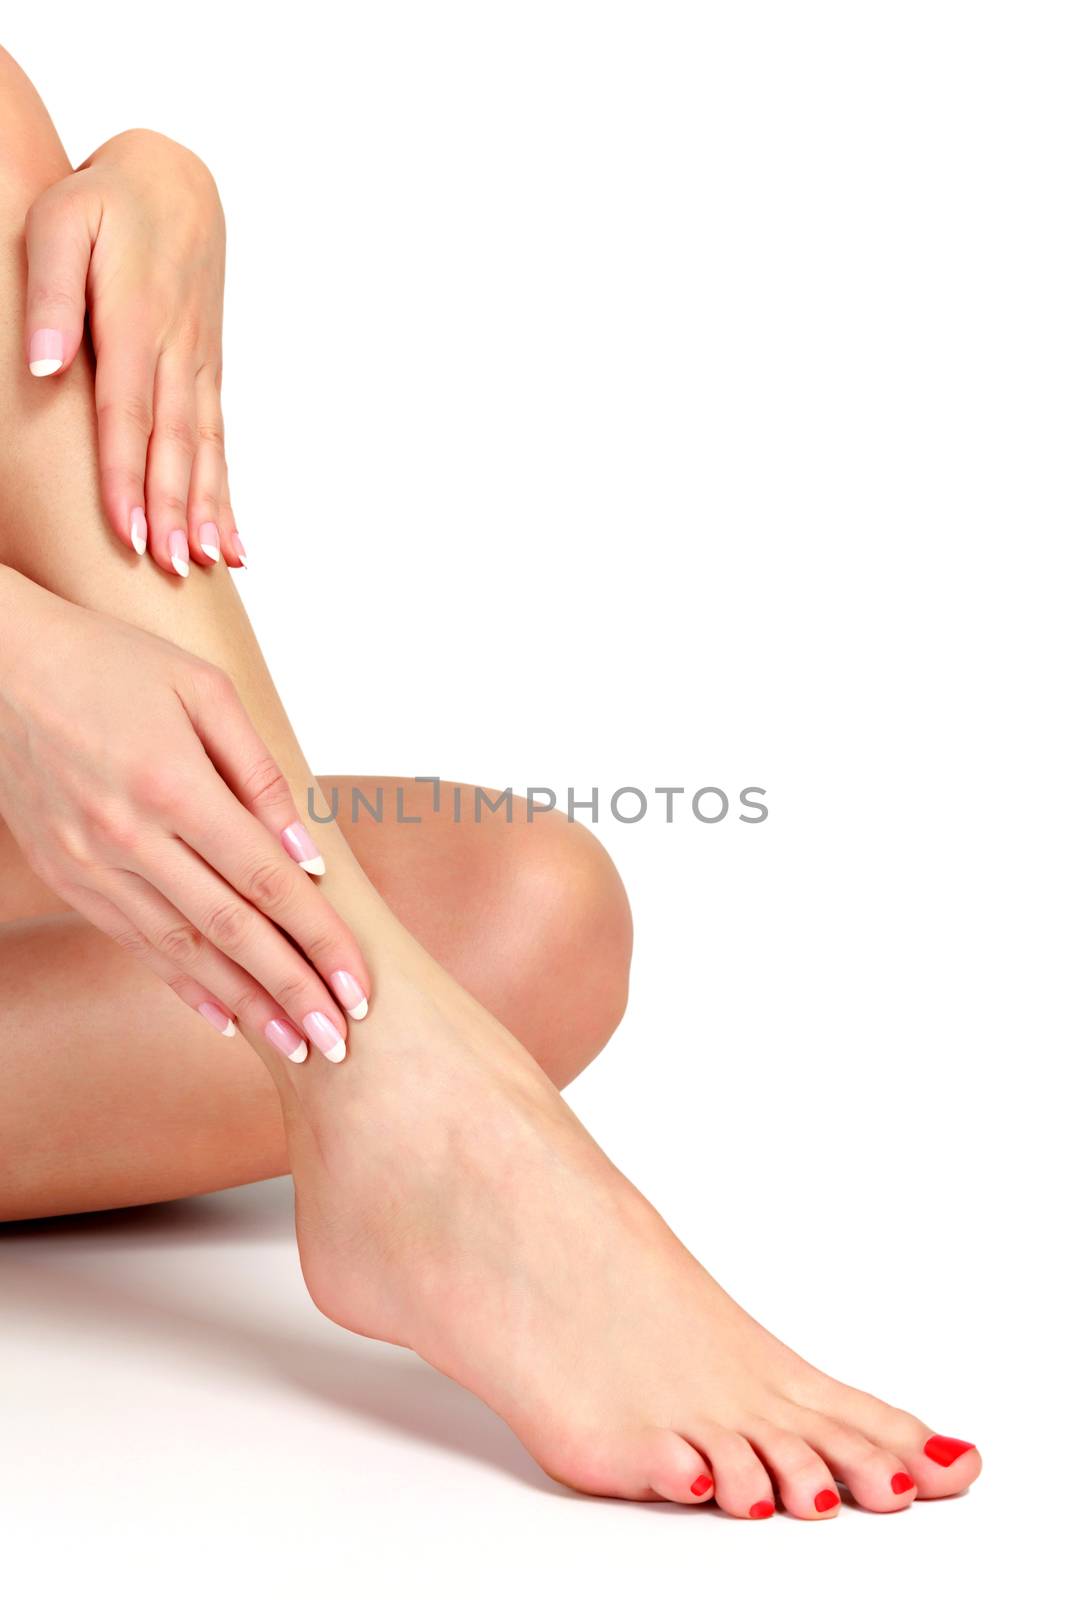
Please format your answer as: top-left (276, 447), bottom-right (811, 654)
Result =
top-left (699, 1427), bottom-right (777, 1520)
top-left (800, 1415), bottom-right (917, 1512)
top-left (645, 1429), bottom-right (716, 1505)
top-left (813, 1382), bottom-right (982, 1502)
top-left (749, 1424), bottom-right (841, 1520)
top-left (903, 1434), bottom-right (983, 1500)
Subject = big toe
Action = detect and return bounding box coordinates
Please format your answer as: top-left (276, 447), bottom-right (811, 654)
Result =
top-left (820, 1383), bottom-right (982, 1501)
top-left (905, 1433), bottom-right (982, 1499)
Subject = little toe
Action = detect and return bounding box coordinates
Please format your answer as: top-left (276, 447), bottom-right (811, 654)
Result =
top-left (699, 1428), bottom-right (776, 1520)
top-left (749, 1425), bottom-right (840, 1520)
top-left (645, 1430), bottom-right (715, 1505)
top-left (801, 1416), bottom-right (917, 1512)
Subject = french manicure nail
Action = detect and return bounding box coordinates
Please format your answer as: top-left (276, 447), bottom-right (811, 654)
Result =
top-left (303, 1011), bottom-right (346, 1064)
top-left (265, 1018), bottom-right (308, 1063)
top-left (29, 328), bottom-right (63, 377)
top-left (233, 531), bottom-right (249, 568)
top-left (168, 530), bottom-right (190, 577)
top-left (813, 1489), bottom-right (840, 1513)
top-left (923, 1435), bottom-right (975, 1467)
top-left (197, 1001), bottom-right (236, 1037)
top-left (199, 522), bottom-right (221, 562)
top-left (891, 1472), bottom-right (915, 1494)
top-left (689, 1475), bottom-right (712, 1497)
top-left (749, 1501), bottom-right (775, 1519)
top-left (281, 821), bottom-right (325, 876)
top-left (330, 970), bottom-right (369, 1021)
top-left (130, 507), bottom-right (148, 555)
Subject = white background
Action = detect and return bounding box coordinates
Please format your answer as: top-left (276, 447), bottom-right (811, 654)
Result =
top-left (1, 3), bottom-right (1063, 1595)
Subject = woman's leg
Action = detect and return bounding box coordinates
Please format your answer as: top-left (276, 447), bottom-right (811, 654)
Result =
top-left (0, 778), bottom-right (630, 1218)
top-left (0, 775), bottom-right (631, 1089)
top-left (0, 47), bottom-right (631, 1062)
top-left (0, 47), bottom-right (981, 1516)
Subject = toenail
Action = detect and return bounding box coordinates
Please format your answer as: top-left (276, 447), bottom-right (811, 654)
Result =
top-left (891, 1472), bottom-right (916, 1494)
top-left (749, 1501), bottom-right (775, 1519)
top-left (923, 1435), bottom-right (976, 1467)
top-left (690, 1475), bottom-right (713, 1496)
top-left (814, 1489), bottom-right (840, 1513)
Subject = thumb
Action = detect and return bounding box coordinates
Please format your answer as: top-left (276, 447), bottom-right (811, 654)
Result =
top-left (24, 174), bottom-right (96, 378)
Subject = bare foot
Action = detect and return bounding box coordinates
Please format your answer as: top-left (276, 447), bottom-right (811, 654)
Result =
top-left (279, 957), bottom-right (980, 1519)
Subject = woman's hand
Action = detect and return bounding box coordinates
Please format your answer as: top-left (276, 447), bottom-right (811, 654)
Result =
top-left (22, 129), bottom-right (246, 576)
top-left (0, 567), bottom-right (370, 1064)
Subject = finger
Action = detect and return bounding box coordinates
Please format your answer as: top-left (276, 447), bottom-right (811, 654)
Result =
top-left (105, 869), bottom-right (312, 1064)
top-left (24, 175), bottom-right (96, 379)
top-left (184, 669), bottom-right (326, 875)
top-left (186, 364), bottom-right (226, 566)
top-left (145, 348), bottom-right (197, 577)
top-left (62, 881), bottom-right (238, 1038)
top-left (218, 467), bottom-right (247, 570)
top-left (207, 360), bottom-right (246, 570)
top-left (181, 782), bottom-right (371, 1019)
top-left (215, 457), bottom-right (246, 569)
top-left (176, 673), bottom-right (371, 1011)
top-left (145, 838), bottom-right (352, 1063)
top-left (228, 527), bottom-right (249, 570)
top-left (94, 336), bottom-right (158, 556)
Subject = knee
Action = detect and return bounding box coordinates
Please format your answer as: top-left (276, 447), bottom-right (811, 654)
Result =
top-left (0, 50), bottom-right (70, 202)
top-left (505, 808), bottom-right (632, 1087)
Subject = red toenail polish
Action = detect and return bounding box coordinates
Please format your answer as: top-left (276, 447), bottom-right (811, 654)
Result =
top-left (923, 1435), bottom-right (976, 1467)
top-left (814, 1489), bottom-right (840, 1513)
top-left (750, 1500), bottom-right (775, 1519)
top-left (891, 1472), bottom-right (915, 1494)
top-left (690, 1475), bottom-right (713, 1496)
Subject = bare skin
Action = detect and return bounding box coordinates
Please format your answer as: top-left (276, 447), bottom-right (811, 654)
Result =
top-left (0, 784), bottom-right (632, 1215)
top-left (0, 46), bottom-right (981, 1518)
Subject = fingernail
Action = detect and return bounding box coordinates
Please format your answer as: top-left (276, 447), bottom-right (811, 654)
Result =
top-left (813, 1489), bottom-right (840, 1513)
top-left (168, 530), bottom-right (190, 578)
top-left (265, 1018), bottom-right (308, 1063)
top-left (29, 328), bottom-right (63, 377)
top-left (330, 970), bottom-right (369, 1021)
top-left (130, 507), bottom-right (148, 556)
top-left (749, 1501), bottom-right (775, 1519)
top-left (199, 522), bottom-right (221, 562)
top-left (233, 531), bottom-right (249, 568)
top-left (923, 1435), bottom-right (975, 1467)
top-left (197, 1001), bottom-right (236, 1037)
top-left (303, 1011), bottom-right (346, 1064)
top-left (689, 1475), bottom-right (712, 1497)
top-left (281, 821), bottom-right (325, 877)
top-left (891, 1472), bottom-right (915, 1494)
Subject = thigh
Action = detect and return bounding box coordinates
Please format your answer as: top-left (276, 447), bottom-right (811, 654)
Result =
top-left (0, 909), bottom-right (286, 1220)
